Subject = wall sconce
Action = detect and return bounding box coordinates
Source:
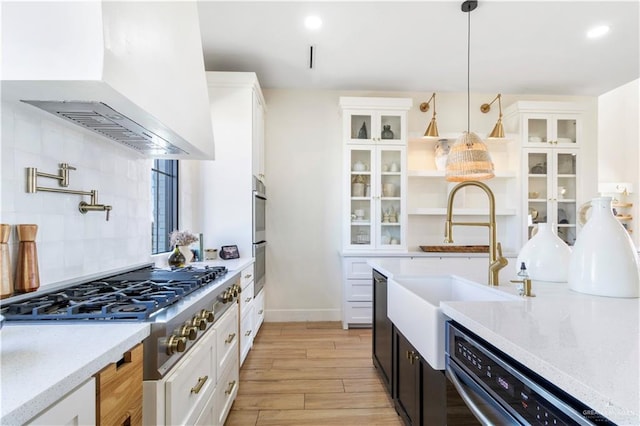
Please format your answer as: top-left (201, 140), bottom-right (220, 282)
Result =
top-left (480, 93), bottom-right (505, 139)
top-left (419, 93), bottom-right (439, 138)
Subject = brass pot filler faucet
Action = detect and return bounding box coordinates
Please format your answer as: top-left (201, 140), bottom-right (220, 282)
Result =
top-left (444, 181), bottom-right (508, 286)
top-left (26, 163), bottom-right (112, 221)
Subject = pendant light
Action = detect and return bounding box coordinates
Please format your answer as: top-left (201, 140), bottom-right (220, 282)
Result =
top-left (445, 0), bottom-right (495, 182)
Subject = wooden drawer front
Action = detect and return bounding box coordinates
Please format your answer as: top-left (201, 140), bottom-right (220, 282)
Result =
top-left (215, 303), bottom-right (239, 381)
top-left (240, 305), bottom-right (255, 365)
top-left (165, 329), bottom-right (216, 426)
top-left (346, 279), bottom-right (373, 302)
top-left (240, 281), bottom-right (254, 315)
top-left (95, 343), bottom-right (143, 426)
top-left (344, 258), bottom-right (373, 279)
top-left (345, 302), bottom-right (373, 325)
top-left (214, 356), bottom-right (240, 426)
top-left (254, 288), bottom-right (265, 332)
top-left (240, 263), bottom-right (254, 289)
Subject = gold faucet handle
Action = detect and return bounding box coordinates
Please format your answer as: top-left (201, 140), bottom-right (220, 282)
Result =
top-left (510, 279), bottom-right (535, 297)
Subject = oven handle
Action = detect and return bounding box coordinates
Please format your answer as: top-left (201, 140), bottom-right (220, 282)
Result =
top-left (446, 362), bottom-right (520, 426)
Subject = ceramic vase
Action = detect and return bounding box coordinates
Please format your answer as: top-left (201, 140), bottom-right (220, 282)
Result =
top-left (178, 245), bottom-right (194, 263)
top-left (569, 197), bottom-right (639, 297)
top-left (434, 140), bottom-right (450, 171)
top-left (516, 223), bottom-right (571, 282)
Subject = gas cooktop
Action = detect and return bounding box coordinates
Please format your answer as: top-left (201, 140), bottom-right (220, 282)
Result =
top-left (0, 265), bottom-right (227, 321)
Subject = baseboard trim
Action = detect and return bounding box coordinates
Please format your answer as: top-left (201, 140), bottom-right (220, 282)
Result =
top-left (264, 309), bottom-right (341, 322)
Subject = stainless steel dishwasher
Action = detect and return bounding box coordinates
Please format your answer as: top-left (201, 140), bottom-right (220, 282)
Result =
top-left (445, 322), bottom-right (614, 425)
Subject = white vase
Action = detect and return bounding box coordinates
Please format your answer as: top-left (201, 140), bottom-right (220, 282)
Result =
top-left (178, 245), bottom-right (193, 263)
top-left (434, 140), bottom-right (450, 171)
top-left (517, 223), bottom-right (572, 282)
top-left (569, 197), bottom-right (640, 298)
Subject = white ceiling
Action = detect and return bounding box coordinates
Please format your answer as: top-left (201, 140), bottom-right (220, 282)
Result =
top-left (198, 1), bottom-right (639, 96)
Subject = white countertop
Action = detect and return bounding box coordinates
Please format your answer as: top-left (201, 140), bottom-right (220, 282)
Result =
top-left (0, 323), bottom-right (150, 425)
top-left (369, 257), bottom-right (640, 425)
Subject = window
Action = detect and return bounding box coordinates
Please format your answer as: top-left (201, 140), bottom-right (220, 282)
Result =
top-left (151, 160), bottom-right (179, 254)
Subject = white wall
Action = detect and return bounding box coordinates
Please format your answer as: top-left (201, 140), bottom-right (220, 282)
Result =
top-left (1, 101), bottom-right (153, 289)
top-left (597, 79), bottom-right (639, 246)
top-left (263, 89), bottom-right (597, 322)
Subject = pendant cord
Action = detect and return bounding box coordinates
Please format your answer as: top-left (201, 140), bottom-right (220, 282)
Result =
top-left (467, 6), bottom-right (471, 133)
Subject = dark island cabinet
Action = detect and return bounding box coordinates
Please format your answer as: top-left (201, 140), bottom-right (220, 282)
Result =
top-left (372, 269), bottom-right (393, 393)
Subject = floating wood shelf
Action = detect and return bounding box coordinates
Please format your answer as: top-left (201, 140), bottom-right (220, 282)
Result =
top-left (420, 245), bottom-right (489, 253)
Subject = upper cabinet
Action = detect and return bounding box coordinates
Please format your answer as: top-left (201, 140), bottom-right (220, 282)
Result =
top-left (505, 102), bottom-right (584, 148)
top-left (341, 97), bottom-right (410, 145)
top-left (341, 97), bottom-right (412, 251)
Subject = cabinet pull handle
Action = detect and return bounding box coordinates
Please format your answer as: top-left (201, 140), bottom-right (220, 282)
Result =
top-left (225, 380), bottom-right (237, 395)
top-left (225, 333), bottom-right (236, 344)
top-left (245, 297), bottom-right (252, 302)
top-left (245, 330), bottom-right (252, 337)
top-left (244, 274), bottom-right (252, 279)
top-left (258, 309), bottom-right (264, 314)
top-left (190, 375), bottom-right (208, 394)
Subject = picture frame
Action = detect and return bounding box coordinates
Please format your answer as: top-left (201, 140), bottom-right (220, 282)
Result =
top-left (220, 245), bottom-right (240, 260)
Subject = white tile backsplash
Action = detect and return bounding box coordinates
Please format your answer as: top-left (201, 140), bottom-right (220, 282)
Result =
top-left (1, 101), bottom-right (153, 289)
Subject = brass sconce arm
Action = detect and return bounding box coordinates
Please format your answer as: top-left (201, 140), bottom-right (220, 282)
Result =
top-left (419, 92), bottom-right (439, 138)
top-left (480, 93), bottom-right (505, 139)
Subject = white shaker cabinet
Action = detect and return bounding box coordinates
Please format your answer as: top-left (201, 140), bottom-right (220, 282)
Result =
top-left (239, 263), bottom-right (255, 365)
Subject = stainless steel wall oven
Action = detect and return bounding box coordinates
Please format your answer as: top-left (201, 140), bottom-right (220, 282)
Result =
top-left (252, 176), bottom-right (266, 297)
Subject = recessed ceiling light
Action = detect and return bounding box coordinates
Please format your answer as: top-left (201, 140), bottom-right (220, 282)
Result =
top-left (587, 25), bottom-right (610, 39)
top-left (304, 15), bottom-right (322, 31)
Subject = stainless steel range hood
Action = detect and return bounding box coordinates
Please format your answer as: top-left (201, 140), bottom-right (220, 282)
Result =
top-left (1, 1), bottom-right (215, 159)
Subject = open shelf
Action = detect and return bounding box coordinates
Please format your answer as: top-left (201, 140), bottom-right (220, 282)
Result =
top-left (408, 208), bottom-right (517, 216)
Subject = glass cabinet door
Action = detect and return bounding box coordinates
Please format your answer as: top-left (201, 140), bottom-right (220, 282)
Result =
top-left (349, 148), bottom-right (373, 246)
top-left (347, 111), bottom-right (405, 143)
top-left (525, 149), bottom-right (578, 245)
top-left (377, 148), bottom-right (403, 247)
top-left (524, 115), bottom-right (579, 146)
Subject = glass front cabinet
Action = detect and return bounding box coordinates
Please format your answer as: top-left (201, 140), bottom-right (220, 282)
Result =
top-left (524, 148), bottom-right (579, 245)
top-left (346, 145), bottom-right (406, 249)
top-left (340, 97), bottom-right (412, 251)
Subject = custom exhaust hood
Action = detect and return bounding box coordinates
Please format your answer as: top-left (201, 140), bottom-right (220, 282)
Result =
top-left (1, 1), bottom-right (215, 159)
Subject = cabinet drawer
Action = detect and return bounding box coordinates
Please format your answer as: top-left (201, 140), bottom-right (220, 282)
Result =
top-left (29, 378), bottom-right (96, 426)
top-left (345, 302), bottom-right (373, 325)
top-left (165, 329), bottom-right (216, 426)
top-left (215, 303), bottom-right (239, 381)
top-left (240, 263), bottom-right (255, 289)
top-left (214, 356), bottom-right (240, 426)
top-left (346, 278), bottom-right (373, 302)
top-left (254, 288), bottom-right (265, 332)
top-left (344, 258), bottom-right (373, 279)
top-left (240, 305), bottom-right (255, 365)
top-left (240, 281), bottom-right (254, 316)
top-left (95, 343), bottom-right (143, 426)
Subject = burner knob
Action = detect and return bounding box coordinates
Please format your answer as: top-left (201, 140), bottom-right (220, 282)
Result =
top-left (232, 284), bottom-right (240, 298)
top-left (166, 335), bottom-right (187, 355)
top-left (199, 309), bottom-right (215, 323)
top-left (178, 325), bottom-right (198, 340)
top-left (191, 317), bottom-right (206, 330)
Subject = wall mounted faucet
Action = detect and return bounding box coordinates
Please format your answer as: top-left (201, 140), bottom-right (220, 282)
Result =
top-left (26, 163), bottom-right (113, 221)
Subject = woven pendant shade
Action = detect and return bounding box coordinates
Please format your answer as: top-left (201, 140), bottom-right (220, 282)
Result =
top-left (445, 131), bottom-right (495, 181)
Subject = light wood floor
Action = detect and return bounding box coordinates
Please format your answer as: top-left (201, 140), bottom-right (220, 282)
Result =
top-left (224, 321), bottom-right (403, 426)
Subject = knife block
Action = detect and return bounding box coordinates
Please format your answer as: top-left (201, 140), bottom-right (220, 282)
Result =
top-left (1, 224), bottom-right (13, 299)
top-left (15, 224), bottom-right (40, 294)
